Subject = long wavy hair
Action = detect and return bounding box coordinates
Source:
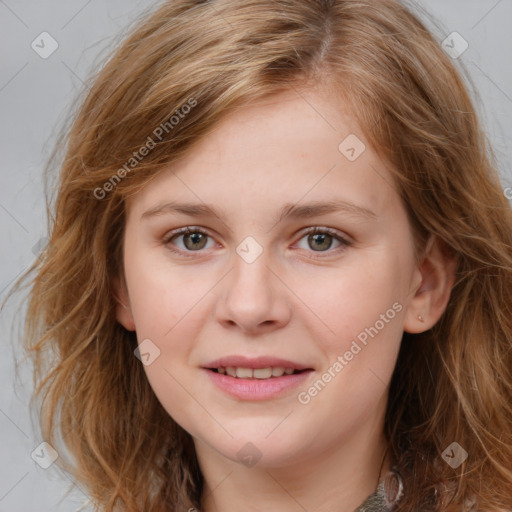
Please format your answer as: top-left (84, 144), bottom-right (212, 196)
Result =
top-left (6, 0), bottom-right (512, 510)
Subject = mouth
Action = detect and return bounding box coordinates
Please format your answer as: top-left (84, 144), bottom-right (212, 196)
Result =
top-left (206, 366), bottom-right (311, 379)
top-left (202, 360), bottom-right (314, 400)
top-left (201, 356), bottom-right (314, 399)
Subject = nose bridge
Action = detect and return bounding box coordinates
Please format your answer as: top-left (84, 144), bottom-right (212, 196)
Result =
top-left (232, 243), bottom-right (271, 296)
top-left (215, 236), bottom-right (291, 332)
top-left (229, 240), bottom-right (274, 309)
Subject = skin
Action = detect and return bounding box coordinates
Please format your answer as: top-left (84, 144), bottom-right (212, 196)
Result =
top-left (114, 86), bottom-right (456, 512)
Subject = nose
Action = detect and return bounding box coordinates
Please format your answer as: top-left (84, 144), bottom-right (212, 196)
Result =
top-left (214, 249), bottom-right (292, 334)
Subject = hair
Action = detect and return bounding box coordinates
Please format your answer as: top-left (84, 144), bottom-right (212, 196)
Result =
top-left (6, 0), bottom-right (512, 510)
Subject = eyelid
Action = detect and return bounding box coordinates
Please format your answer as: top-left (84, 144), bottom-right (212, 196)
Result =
top-left (163, 225), bottom-right (210, 242)
top-left (296, 226), bottom-right (352, 243)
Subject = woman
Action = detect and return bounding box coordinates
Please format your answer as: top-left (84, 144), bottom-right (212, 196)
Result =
top-left (10, 0), bottom-right (512, 510)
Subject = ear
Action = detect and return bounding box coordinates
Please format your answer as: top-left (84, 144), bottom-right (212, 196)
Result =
top-left (404, 235), bottom-right (458, 334)
top-left (112, 275), bottom-right (136, 332)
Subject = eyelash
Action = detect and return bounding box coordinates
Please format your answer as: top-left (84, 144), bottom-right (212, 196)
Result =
top-left (162, 226), bottom-right (352, 259)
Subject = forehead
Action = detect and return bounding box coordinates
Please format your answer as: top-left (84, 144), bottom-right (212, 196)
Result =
top-left (126, 87), bottom-right (399, 226)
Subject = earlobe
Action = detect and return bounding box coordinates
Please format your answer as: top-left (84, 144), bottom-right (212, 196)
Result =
top-left (112, 275), bottom-right (136, 332)
top-left (404, 236), bottom-right (457, 334)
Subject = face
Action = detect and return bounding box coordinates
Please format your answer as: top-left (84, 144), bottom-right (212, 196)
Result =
top-left (116, 87), bottom-right (427, 471)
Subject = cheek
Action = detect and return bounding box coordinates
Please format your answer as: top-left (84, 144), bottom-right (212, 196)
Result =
top-left (295, 252), bottom-right (406, 408)
top-left (300, 254), bottom-right (405, 342)
top-left (124, 255), bottom-right (212, 432)
top-left (296, 263), bottom-right (404, 422)
top-left (124, 243), bottom-right (205, 335)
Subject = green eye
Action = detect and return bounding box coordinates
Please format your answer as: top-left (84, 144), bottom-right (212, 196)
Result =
top-left (295, 227), bottom-right (351, 256)
top-left (164, 227), bottom-right (215, 254)
top-left (163, 226), bottom-right (351, 258)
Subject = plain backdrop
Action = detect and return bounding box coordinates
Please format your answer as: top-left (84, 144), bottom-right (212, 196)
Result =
top-left (0, 1), bottom-right (511, 510)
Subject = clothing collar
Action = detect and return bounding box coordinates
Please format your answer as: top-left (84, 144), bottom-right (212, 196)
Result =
top-left (354, 469), bottom-right (404, 511)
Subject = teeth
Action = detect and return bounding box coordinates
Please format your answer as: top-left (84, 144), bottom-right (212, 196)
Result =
top-left (236, 367), bottom-right (253, 379)
top-left (216, 366), bottom-right (298, 379)
top-left (253, 367), bottom-right (272, 379)
top-left (272, 366), bottom-right (285, 377)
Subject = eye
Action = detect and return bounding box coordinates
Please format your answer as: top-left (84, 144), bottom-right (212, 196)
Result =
top-left (163, 227), bottom-right (216, 255)
top-left (163, 226), bottom-right (352, 258)
top-left (294, 227), bottom-right (351, 257)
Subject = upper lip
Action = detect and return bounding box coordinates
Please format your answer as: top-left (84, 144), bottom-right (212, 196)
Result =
top-left (202, 356), bottom-right (313, 371)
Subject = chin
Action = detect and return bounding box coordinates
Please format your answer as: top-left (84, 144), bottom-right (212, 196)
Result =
top-left (213, 433), bottom-right (310, 469)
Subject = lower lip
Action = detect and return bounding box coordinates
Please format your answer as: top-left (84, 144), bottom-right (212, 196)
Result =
top-left (203, 369), bottom-right (313, 400)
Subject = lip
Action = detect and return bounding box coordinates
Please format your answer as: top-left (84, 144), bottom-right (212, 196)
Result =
top-left (202, 355), bottom-right (312, 371)
top-left (203, 368), bottom-right (314, 401)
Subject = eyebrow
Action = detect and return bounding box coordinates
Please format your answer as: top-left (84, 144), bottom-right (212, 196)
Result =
top-left (141, 199), bottom-right (376, 226)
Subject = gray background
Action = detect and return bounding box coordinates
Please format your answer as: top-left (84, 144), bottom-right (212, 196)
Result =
top-left (1, 1), bottom-right (511, 510)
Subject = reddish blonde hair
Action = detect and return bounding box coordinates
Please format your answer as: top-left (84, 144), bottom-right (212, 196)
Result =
top-left (7, 0), bottom-right (512, 510)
